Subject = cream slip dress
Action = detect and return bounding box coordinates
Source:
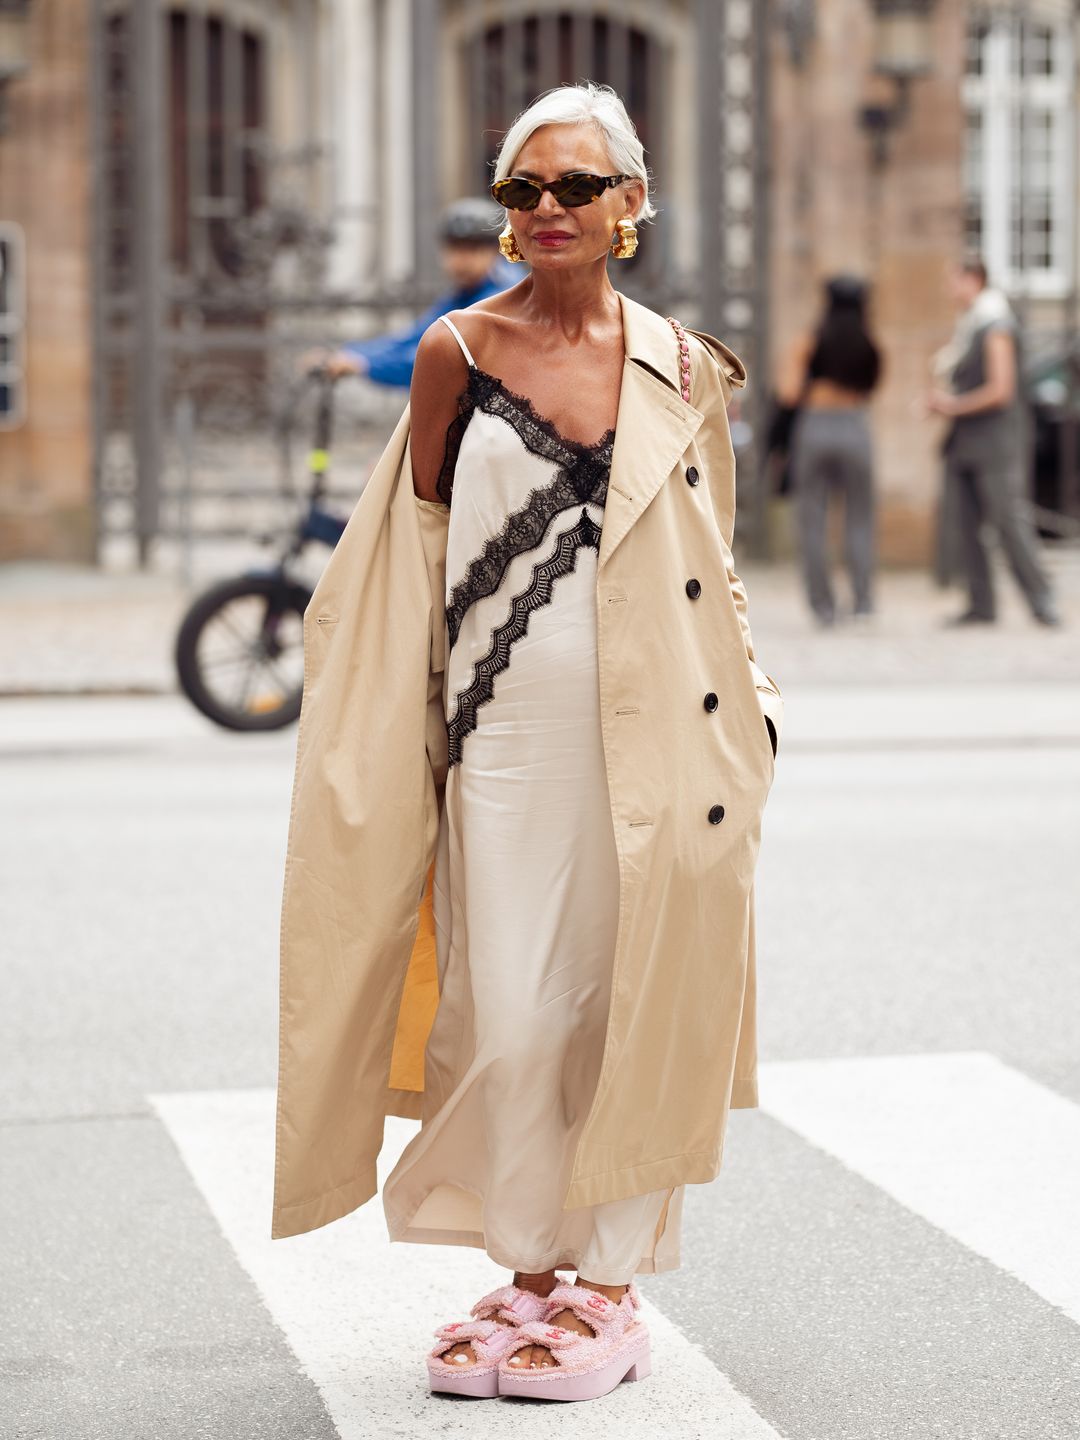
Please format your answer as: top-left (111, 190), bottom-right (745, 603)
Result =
top-left (380, 314), bottom-right (684, 1285)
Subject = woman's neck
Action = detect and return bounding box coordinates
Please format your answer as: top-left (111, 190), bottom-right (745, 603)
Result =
top-left (513, 266), bottom-right (621, 340)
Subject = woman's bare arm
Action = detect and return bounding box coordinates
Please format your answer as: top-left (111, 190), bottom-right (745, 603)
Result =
top-left (952, 327), bottom-right (1016, 416)
top-left (775, 331), bottom-right (814, 407)
top-left (926, 327), bottom-right (1017, 418)
top-left (409, 319), bottom-right (473, 504)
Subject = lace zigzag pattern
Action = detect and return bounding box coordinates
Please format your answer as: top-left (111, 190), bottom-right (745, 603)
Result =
top-left (447, 508), bottom-right (602, 768)
top-left (446, 462), bottom-right (610, 651)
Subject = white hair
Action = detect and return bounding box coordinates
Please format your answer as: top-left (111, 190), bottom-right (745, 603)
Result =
top-left (491, 82), bottom-right (657, 225)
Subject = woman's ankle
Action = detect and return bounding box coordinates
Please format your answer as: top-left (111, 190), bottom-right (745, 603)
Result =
top-left (512, 1268), bottom-right (557, 1297)
top-left (574, 1277), bottom-right (629, 1302)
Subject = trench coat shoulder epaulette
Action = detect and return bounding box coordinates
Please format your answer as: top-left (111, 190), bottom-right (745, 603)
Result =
top-left (681, 326), bottom-right (748, 396)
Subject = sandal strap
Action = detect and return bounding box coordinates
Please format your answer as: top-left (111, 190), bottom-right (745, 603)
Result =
top-left (430, 1317), bottom-right (510, 1361)
top-left (538, 1282), bottom-right (640, 1341)
top-left (499, 1318), bottom-right (582, 1357)
top-left (469, 1283), bottom-right (548, 1325)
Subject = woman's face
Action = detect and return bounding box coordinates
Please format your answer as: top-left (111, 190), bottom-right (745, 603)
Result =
top-left (501, 122), bottom-right (644, 269)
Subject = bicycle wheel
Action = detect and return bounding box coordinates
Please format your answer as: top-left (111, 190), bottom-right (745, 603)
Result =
top-left (174, 573), bottom-right (311, 731)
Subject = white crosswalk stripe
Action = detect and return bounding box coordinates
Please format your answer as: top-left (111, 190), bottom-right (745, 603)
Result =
top-left (149, 1088), bottom-right (784, 1439)
top-left (759, 1051), bottom-right (1080, 1326)
top-left (152, 1052), bottom-right (1080, 1436)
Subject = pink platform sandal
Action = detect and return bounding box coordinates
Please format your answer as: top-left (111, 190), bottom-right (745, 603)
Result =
top-left (426, 1283), bottom-right (551, 1398)
top-left (496, 1281), bottom-right (651, 1402)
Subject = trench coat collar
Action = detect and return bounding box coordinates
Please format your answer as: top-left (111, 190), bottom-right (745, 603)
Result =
top-left (601, 290), bottom-right (704, 570)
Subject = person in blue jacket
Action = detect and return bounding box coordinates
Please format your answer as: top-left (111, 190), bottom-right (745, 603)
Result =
top-left (322, 198), bottom-right (518, 385)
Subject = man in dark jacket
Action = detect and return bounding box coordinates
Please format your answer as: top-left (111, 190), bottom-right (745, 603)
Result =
top-left (925, 255), bottom-right (1060, 627)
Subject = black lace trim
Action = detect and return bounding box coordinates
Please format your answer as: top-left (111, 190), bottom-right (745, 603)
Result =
top-left (435, 388), bottom-right (476, 506)
top-left (433, 365), bottom-right (616, 509)
top-left (468, 367), bottom-right (616, 466)
top-left (447, 508), bottom-right (602, 768)
top-left (446, 460), bottom-right (609, 652)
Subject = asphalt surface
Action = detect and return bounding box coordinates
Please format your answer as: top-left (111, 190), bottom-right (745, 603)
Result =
top-left (3, 669), bottom-right (1079, 1438)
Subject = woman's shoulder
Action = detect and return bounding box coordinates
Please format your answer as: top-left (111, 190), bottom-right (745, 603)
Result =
top-left (415, 312), bottom-right (471, 377)
top-left (437, 294), bottom-right (516, 345)
top-left (681, 323), bottom-right (748, 394)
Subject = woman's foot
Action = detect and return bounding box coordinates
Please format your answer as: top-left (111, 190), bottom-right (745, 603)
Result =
top-left (505, 1278), bottom-right (628, 1370)
top-left (497, 1281), bottom-right (649, 1400)
top-left (441, 1271), bottom-right (556, 1367)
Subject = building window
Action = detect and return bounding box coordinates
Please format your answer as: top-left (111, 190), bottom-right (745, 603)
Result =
top-left (963, 12), bottom-right (1074, 298)
top-left (101, 8), bottom-right (267, 288)
top-left (169, 9), bottom-right (267, 278)
top-left (0, 224), bottom-right (26, 431)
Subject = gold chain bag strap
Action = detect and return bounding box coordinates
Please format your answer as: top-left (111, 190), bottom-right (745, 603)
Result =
top-left (665, 315), bottom-right (692, 403)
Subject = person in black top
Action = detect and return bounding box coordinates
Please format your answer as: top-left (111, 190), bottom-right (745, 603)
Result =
top-left (776, 274), bottom-right (883, 626)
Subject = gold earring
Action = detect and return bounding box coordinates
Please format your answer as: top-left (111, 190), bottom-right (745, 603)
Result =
top-left (498, 223), bottom-right (526, 263)
top-left (611, 217), bottom-right (638, 260)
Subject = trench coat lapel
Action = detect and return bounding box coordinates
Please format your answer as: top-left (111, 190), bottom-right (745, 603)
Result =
top-left (599, 291), bottom-right (705, 571)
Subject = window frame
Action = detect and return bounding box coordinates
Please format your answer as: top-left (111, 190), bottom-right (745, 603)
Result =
top-left (962, 13), bottom-right (1075, 300)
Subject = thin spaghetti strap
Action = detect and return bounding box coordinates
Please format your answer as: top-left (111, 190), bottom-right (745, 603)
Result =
top-left (438, 314), bottom-right (477, 369)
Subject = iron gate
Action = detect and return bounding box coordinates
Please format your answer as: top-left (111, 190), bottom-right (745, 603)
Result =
top-left (90, 0), bottom-right (773, 569)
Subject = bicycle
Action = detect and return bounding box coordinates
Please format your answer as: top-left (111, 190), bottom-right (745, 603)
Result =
top-left (174, 367), bottom-right (349, 731)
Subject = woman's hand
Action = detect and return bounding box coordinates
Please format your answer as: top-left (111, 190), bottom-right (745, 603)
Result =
top-left (922, 388), bottom-right (959, 418)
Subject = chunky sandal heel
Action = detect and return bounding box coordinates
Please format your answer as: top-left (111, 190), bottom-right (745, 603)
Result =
top-left (497, 1281), bottom-right (651, 1402)
top-left (625, 1351), bottom-right (651, 1381)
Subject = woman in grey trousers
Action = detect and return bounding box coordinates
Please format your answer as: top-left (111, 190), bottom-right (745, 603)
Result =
top-left (777, 275), bottom-right (883, 626)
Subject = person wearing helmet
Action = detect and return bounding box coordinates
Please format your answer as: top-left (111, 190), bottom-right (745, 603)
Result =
top-left (319, 198), bottom-right (518, 385)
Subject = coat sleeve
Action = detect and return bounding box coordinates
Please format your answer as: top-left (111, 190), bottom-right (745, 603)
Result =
top-left (273, 407), bottom-right (444, 1239)
top-left (415, 497), bottom-right (451, 818)
top-left (686, 328), bottom-right (784, 756)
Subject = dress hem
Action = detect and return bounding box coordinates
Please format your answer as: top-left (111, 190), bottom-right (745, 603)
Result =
top-left (385, 1223), bottom-right (681, 1285)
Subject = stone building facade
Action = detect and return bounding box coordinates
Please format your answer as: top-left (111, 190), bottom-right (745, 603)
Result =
top-left (0, 0), bottom-right (1076, 565)
top-left (771, 0), bottom-right (1078, 562)
top-left (0, 0), bottom-right (95, 559)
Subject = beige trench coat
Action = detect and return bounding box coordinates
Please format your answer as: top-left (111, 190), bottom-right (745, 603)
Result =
top-left (271, 289), bottom-right (782, 1241)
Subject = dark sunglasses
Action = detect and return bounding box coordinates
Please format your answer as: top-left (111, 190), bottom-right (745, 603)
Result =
top-left (490, 171), bottom-right (631, 211)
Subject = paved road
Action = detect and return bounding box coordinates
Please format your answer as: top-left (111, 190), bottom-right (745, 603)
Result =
top-left (2, 686), bottom-right (1079, 1439)
top-left (2, 542), bottom-right (1078, 696)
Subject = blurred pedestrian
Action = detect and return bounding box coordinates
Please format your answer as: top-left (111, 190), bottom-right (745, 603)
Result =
top-left (314, 198), bottom-right (518, 383)
top-left (924, 254), bottom-right (1060, 627)
top-left (776, 274), bottom-right (883, 627)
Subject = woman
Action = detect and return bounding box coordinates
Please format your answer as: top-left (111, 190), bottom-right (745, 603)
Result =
top-left (271, 83), bottom-right (782, 1405)
top-left (777, 274), bottom-right (883, 626)
top-left (924, 253), bottom-right (1059, 627)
